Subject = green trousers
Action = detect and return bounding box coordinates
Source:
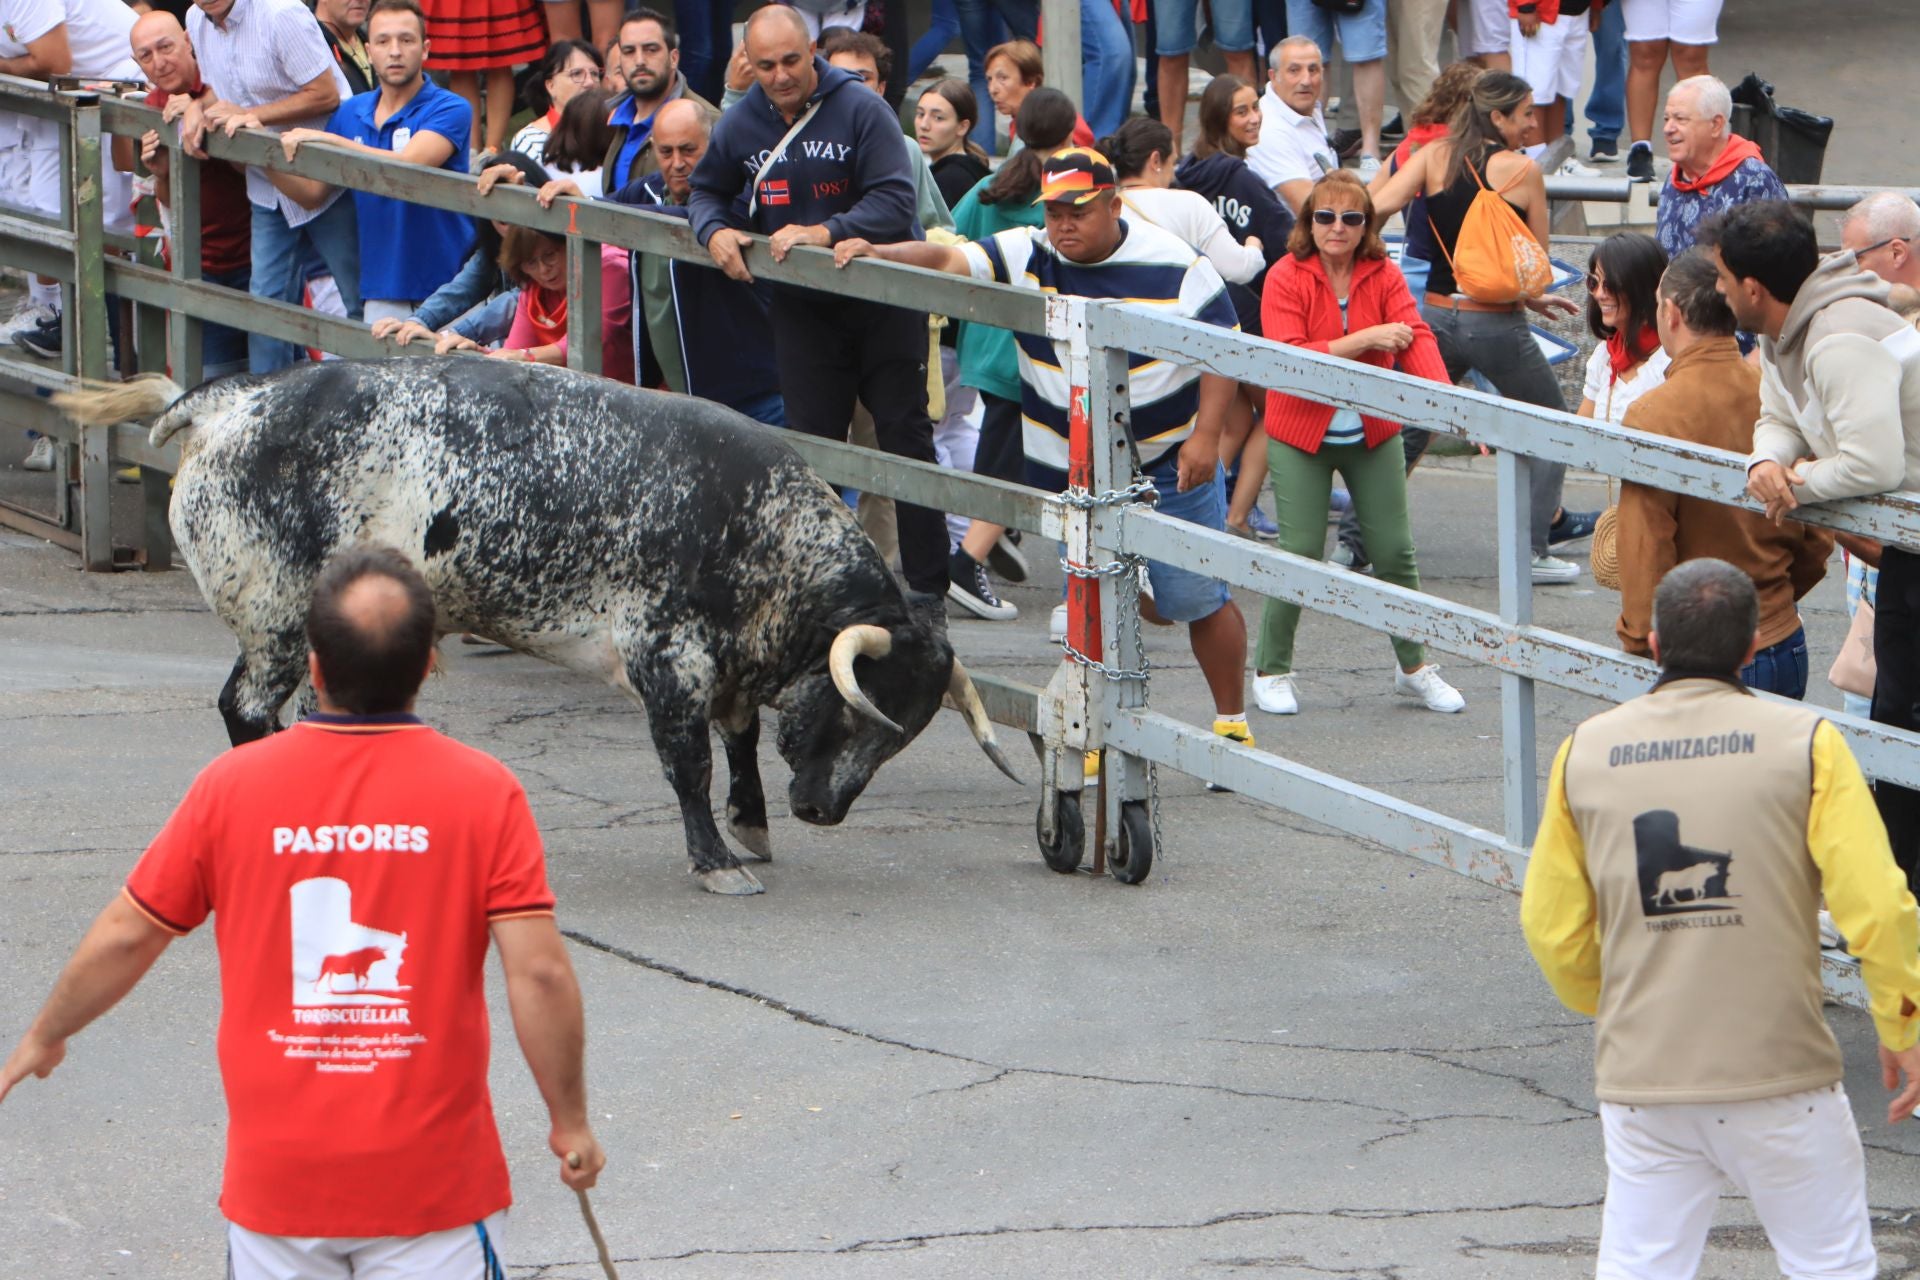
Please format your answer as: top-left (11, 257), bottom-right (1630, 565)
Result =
top-left (1256, 434), bottom-right (1427, 676)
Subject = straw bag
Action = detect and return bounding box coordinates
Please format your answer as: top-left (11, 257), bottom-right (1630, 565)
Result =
top-left (1591, 479), bottom-right (1622, 590)
top-left (1828, 600), bottom-right (1876, 697)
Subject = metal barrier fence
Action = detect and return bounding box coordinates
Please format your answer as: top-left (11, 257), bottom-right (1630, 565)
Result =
top-left (2, 76), bottom-right (1910, 1008)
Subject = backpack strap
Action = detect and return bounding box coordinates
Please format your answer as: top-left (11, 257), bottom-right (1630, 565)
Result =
top-left (1492, 154), bottom-right (1537, 196)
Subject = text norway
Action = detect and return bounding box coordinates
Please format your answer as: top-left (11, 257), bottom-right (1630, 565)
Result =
top-left (1607, 733), bottom-right (1757, 768)
top-left (274, 824), bottom-right (431, 854)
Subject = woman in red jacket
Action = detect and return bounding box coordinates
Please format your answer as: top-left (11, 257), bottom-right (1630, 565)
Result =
top-left (1254, 171), bottom-right (1465, 718)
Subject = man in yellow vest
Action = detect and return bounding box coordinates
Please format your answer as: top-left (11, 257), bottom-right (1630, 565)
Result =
top-left (1523, 558), bottom-right (1920, 1279)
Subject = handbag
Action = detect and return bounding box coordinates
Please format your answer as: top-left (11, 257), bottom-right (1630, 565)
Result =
top-left (1829, 599), bottom-right (1877, 697)
top-left (1591, 479), bottom-right (1622, 591)
top-left (1310, 0), bottom-right (1368, 12)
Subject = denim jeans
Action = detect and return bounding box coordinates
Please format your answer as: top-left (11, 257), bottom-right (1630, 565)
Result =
top-left (1582, 0), bottom-right (1627, 146)
top-left (248, 196), bottom-right (361, 375)
top-left (1080, 0), bottom-right (1136, 139)
top-left (1740, 626), bottom-right (1808, 700)
top-left (909, 0), bottom-right (963, 83)
top-left (201, 264), bottom-right (251, 379)
top-left (955, 0), bottom-right (1039, 150)
top-left (674, 0), bottom-right (739, 104)
top-left (1420, 303), bottom-right (1568, 556)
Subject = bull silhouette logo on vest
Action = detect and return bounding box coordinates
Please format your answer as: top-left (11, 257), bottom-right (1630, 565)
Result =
top-left (1634, 809), bottom-right (1737, 917)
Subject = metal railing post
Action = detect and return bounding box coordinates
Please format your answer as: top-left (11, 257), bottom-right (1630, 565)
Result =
top-left (1496, 450), bottom-right (1539, 845)
top-left (1039, 0), bottom-right (1082, 117)
top-left (165, 128), bottom-right (203, 389)
top-left (70, 92), bottom-right (112, 571)
top-left (1088, 338), bottom-right (1146, 853)
top-left (131, 140), bottom-right (174, 571)
top-left (565, 219), bottom-right (603, 376)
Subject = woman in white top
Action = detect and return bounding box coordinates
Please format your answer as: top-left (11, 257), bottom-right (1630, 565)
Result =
top-left (1568, 231), bottom-right (1670, 542)
top-left (510, 40), bottom-right (605, 162)
top-left (1100, 117), bottom-right (1267, 286)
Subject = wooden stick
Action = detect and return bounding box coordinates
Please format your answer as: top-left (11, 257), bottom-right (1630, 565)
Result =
top-left (566, 1151), bottom-right (620, 1280)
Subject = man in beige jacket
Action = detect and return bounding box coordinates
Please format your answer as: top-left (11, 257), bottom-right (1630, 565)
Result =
top-left (1700, 200), bottom-right (1920, 889)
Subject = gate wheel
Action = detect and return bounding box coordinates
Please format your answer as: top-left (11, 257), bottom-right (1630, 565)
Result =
top-left (1036, 790), bottom-right (1084, 874)
top-left (1110, 801), bottom-right (1153, 884)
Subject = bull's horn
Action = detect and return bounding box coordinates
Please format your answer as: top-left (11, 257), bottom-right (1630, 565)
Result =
top-left (829, 624), bottom-right (903, 735)
top-left (948, 659), bottom-right (1024, 785)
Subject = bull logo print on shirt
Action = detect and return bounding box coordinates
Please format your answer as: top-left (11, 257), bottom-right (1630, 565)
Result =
top-left (291, 876), bottom-right (411, 1006)
top-left (1633, 809), bottom-right (1737, 917)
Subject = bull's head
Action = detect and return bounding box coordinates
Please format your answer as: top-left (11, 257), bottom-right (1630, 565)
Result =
top-left (776, 621), bottom-right (1020, 825)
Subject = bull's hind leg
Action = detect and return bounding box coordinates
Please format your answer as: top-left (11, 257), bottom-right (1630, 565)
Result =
top-left (629, 664), bottom-right (764, 896)
top-left (719, 715), bottom-right (772, 863)
top-left (217, 635), bottom-right (308, 745)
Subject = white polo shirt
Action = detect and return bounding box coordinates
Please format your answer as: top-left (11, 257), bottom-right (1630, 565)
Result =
top-left (1246, 84), bottom-right (1333, 195)
top-left (188, 0), bottom-right (349, 225)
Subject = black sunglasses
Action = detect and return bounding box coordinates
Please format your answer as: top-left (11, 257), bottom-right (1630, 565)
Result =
top-left (1312, 209), bottom-right (1367, 227)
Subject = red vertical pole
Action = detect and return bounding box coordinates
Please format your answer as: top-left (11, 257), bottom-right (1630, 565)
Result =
top-left (1064, 381), bottom-right (1102, 665)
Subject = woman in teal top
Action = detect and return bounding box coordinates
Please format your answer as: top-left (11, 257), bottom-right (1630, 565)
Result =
top-left (945, 87), bottom-right (1082, 598)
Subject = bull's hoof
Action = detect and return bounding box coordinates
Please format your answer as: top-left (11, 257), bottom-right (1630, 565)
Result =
top-left (697, 865), bottom-right (765, 896)
top-left (729, 821), bottom-right (773, 862)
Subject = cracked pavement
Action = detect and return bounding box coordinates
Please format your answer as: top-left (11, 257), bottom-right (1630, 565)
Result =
top-left (3, 446), bottom-right (1919, 1280)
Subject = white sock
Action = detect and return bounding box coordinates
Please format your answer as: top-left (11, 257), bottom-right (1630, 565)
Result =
top-left (28, 279), bottom-right (58, 309)
top-left (1216, 713), bottom-right (1249, 730)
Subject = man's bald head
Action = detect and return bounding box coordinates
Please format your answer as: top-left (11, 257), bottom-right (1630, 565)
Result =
top-left (743, 4), bottom-right (816, 118)
top-left (651, 96), bottom-right (709, 198)
top-left (130, 9), bottom-right (198, 94)
top-left (306, 545), bottom-right (439, 715)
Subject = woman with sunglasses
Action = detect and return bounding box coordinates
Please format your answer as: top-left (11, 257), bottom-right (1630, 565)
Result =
top-left (1577, 231), bottom-right (1670, 433)
top-left (1254, 171), bottom-right (1466, 717)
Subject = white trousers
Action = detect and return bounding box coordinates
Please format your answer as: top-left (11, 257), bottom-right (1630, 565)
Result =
top-left (229, 1210), bottom-right (508, 1280)
top-left (1597, 1085), bottom-right (1875, 1280)
top-left (1619, 0), bottom-right (1721, 45)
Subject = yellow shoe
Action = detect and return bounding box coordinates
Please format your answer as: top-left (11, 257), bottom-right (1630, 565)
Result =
top-left (1084, 749), bottom-right (1102, 782)
top-left (114, 465), bottom-right (140, 484)
top-left (1213, 717), bottom-right (1255, 748)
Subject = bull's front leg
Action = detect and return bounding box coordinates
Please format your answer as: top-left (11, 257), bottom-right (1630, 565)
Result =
top-left (631, 670), bottom-right (764, 896)
top-left (719, 713), bottom-right (772, 863)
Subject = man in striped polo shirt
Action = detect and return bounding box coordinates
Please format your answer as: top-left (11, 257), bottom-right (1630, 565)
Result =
top-left (833, 147), bottom-right (1253, 754)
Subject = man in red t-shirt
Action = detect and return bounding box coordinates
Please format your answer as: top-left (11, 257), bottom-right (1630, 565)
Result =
top-left (0, 545), bottom-right (604, 1278)
top-left (116, 9), bottom-right (253, 377)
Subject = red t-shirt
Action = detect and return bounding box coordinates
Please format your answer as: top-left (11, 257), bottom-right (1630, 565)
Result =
top-left (124, 714), bottom-right (556, 1238)
top-left (144, 83), bottom-right (251, 277)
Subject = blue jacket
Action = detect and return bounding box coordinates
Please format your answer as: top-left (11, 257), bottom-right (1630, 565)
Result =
top-left (609, 171), bottom-right (780, 410)
top-left (1174, 149), bottom-right (1295, 335)
top-left (686, 57), bottom-right (920, 249)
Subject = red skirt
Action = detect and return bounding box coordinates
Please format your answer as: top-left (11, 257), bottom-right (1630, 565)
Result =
top-left (423, 0), bottom-right (547, 71)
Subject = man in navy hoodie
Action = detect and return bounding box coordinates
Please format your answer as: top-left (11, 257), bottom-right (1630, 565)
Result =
top-left (686, 3), bottom-right (949, 607)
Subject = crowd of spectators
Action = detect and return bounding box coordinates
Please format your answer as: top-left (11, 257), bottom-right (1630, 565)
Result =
top-left (4, 0), bottom-right (1919, 763)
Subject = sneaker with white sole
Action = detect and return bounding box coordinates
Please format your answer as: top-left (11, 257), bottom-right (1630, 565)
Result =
top-left (1556, 157), bottom-right (1602, 179)
top-left (1531, 554), bottom-right (1580, 584)
top-left (986, 530), bottom-right (1029, 583)
top-left (1394, 664), bottom-right (1465, 713)
top-left (0, 300), bottom-right (54, 341)
top-left (1253, 672), bottom-right (1298, 715)
top-left (1050, 602), bottom-right (1068, 643)
top-left (1207, 716), bottom-right (1255, 791)
top-left (947, 550), bottom-right (1017, 621)
top-left (22, 434), bottom-right (55, 471)
top-left (1818, 909), bottom-right (1847, 952)
top-left (1356, 154), bottom-right (1382, 180)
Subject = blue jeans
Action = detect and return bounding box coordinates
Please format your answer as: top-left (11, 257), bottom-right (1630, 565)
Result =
top-left (955, 0), bottom-right (1038, 150)
top-left (248, 196), bottom-right (361, 375)
top-left (909, 0), bottom-right (962, 83)
top-left (202, 264), bottom-right (251, 379)
top-left (1741, 626), bottom-right (1809, 700)
top-left (1080, 0), bottom-right (1136, 140)
top-left (674, 0), bottom-right (738, 104)
top-left (736, 391), bottom-right (787, 427)
top-left (1285, 0), bottom-right (1387, 62)
top-left (1582, 0), bottom-right (1627, 145)
top-left (1153, 0), bottom-right (1255, 55)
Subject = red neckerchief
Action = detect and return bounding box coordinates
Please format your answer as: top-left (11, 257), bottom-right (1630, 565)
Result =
top-left (1669, 134), bottom-right (1763, 194)
top-left (1605, 324), bottom-right (1660, 383)
top-left (525, 285), bottom-right (568, 346)
top-left (1392, 122), bottom-right (1447, 168)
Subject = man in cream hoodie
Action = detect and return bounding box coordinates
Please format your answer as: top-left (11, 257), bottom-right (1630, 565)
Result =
top-left (1699, 199), bottom-right (1920, 888)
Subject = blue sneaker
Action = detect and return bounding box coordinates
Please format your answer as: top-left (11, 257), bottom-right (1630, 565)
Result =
top-left (1328, 487), bottom-right (1351, 520)
top-left (1245, 506), bottom-right (1279, 541)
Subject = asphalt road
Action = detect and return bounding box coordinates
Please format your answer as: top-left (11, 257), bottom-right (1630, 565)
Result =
top-left (3, 449), bottom-right (1917, 1278)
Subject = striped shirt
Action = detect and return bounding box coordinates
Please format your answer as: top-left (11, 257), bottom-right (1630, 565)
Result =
top-left (189, 0), bottom-right (350, 226)
top-left (961, 216), bottom-right (1238, 470)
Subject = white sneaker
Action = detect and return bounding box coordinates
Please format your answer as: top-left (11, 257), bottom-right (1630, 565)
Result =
top-left (1395, 664), bottom-right (1466, 713)
top-left (1356, 154), bottom-right (1382, 180)
top-left (1049, 602), bottom-right (1068, 643)
top-left (0, 300), bottom-right (54, 340)
top-left (1531, 554), bottom-right (1580, 584)
top-left (1253, 673), bottom-right (1299, 715)
top-left (1556, 157), bottom-right (1602, 179)
top-left (1818, 909), bottom-right (1846, 952)
top-left (21, 435), bottom-right (54, 471)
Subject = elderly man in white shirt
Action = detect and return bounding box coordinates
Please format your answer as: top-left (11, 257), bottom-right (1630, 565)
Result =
top-left (1246, 36), bottom-right (1335, 217)
top-left (171, 0), bottom-right (354, 374)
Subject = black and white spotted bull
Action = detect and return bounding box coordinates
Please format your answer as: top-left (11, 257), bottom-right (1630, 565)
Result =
top-left (59, 359), bottom-right (1018, 895)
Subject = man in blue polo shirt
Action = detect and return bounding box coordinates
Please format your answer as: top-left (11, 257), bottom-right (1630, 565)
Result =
top-left (277, 0), bottom-right (472, 326)
top-left (601, 7), bottom-right (715, 196)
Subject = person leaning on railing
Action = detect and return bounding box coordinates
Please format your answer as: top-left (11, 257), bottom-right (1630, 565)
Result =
top-left (1252, 170), bottom-right (1466, 719)
top-left (1706, 200), bottom-right (1920, 892)
top-left (439, 220), bottom-right (633, 382)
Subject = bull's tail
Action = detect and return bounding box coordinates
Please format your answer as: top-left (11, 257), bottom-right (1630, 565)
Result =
top-left (52, 373), bottom-right (190, 444)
